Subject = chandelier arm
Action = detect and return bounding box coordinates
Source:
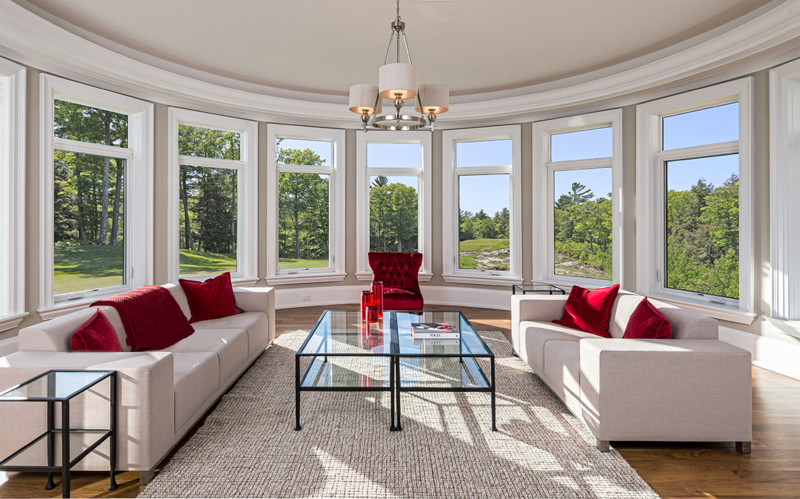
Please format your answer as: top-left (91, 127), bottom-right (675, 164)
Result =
top-left (401, 31), bottom-right (413, 66)
top-left (383, 31), bottom-right (395, 66)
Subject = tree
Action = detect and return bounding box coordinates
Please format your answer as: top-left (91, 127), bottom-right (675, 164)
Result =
top-left (277, 147), bottom-right (327, 260)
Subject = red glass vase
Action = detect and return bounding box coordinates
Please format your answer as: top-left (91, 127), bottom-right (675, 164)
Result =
top-left (371, 281), bottom-right (384, 319)
top-left (361, 291), bottom-right (374, 321)
top-left (366, 306), bottom-right (380, 323)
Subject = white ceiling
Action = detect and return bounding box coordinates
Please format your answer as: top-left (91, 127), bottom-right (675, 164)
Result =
top-left (20, 0), bottom-right (775, 98)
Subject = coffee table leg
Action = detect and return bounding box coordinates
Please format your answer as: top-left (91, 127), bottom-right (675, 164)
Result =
top-left (109, 373), bottom-right (118, 490)
top-left (295, 355), bottom-right (301, 431)
top-left (389, 357), bottom-right (397, 431)
top-left (490, 357), bottom-right (497, 432)
top-left (62, 401), bottom-right (70, 498)
top-left (395, 357), bottom-right (403, 431)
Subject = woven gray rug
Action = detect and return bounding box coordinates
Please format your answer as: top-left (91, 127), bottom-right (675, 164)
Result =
top-left (139, 330), bottom-right (658, 498)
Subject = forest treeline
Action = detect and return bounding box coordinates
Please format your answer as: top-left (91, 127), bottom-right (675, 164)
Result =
top-left (554, 183), bottom-right (613, 279)
top-left (459, 208), bottom-right (510, 241)
top-left (370, 175), bottom-right (418, 252)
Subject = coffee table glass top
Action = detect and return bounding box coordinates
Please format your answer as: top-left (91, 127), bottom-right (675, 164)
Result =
top-left (0, 371), bottom-right (111, 401)
top-left (395, 311), bottom-right (492, 357)
top-left (298, 310), bottom-right (395, 356)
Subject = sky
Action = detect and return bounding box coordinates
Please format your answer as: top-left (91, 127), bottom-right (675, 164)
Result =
top-left (278, 138), bottom-right (333, 165)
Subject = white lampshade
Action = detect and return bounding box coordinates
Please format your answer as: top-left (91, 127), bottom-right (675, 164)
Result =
top-left (348, 84), bottom-right (382, 114)
top-left (379, 63), bottom-right (418, 100)
top-left (415, 84), bottom-right (449, 114)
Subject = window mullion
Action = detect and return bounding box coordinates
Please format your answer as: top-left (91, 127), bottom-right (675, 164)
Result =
top-left (54, 137), bottom-right (133, 159)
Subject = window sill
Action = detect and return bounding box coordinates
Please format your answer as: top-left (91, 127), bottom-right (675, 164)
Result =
top-left (442, 274), bottom-right (523, 286)
top-left (38, 298), bottom-right (98, 321)
top-left (355, 272), bottom-right (433, 282)
top-left (765, 317), bottom-right (800, 340)
top-left (645, 294), bottom-right (756, 325)
top-left (541, 276), bottom-right (612, 289)
top-left (0, 312), bottom-right (29, 333)
top-left (232, 277), bottom-right (260, 287)
top-left (266, 273), bottom-right (347, 286)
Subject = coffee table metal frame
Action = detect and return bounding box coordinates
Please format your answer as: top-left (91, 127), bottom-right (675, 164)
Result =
top-left (295, 310), bottom-right (496, 432)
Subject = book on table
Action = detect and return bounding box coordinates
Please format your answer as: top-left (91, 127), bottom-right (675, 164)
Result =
top-left (411, 323), bottom-right (460, 339)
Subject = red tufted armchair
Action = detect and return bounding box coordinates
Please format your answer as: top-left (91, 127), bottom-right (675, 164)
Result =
top-left (368, 252), bottom-right (424, 310)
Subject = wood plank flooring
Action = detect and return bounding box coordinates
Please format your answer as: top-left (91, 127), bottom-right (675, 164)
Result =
top-left (1, 304), bottom-right (798, 498)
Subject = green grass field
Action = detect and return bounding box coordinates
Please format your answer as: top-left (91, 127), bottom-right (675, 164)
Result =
top-left (54, 245), bottom-right (126, 294)
top-left (279, 257), bottom-right (329, 269)
top-left (458, 238), bottom-right (509, 271)
top-left (180, 249), bottom-right (237, 277)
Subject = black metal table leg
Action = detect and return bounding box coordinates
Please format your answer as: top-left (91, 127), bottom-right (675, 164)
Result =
top-left (395, 357), bottom-right (402, 431)
top-left (389, 356), bottom-right (397, 431)
top-left (62, 400), bottom-right (70, 498)
top-left (294, 355), bottom-right (301, 431)
top-left (109, 372), bottom-right (118, 490)
top-left (45, 400), bottom-right (54, 490)
top-left (490, 357), bottom-right (497, 432)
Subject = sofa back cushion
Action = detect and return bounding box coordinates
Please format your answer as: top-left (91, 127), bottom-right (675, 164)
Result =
top-left (609, 290), bottom-right (718, 339)
top-left (164, 283), bottom-right (192, 321)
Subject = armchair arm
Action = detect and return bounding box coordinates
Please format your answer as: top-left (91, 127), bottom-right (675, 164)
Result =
top-left (579, 339), bottom-right (752, 443)
top-left (234, 286), bottom-right (276, 342)
top-left (511, 294), bottom-right (568, 351)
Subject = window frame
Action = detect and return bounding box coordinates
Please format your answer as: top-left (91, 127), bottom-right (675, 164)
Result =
top-left (356, 131), bottom-right (432, 281)
top-left (636, 78), bottom-right (755, 323)
top-left (442, 125), bottom-right (522, 286)
top-left (167, 108), bottom-right (258, 285)
top-left (0, 57), bottom-right (27, 331)
top-left (532, 110), bottom-right (623, 288)
top-left (39, 74), bottom-right (154, 319)
top-left (266, 124), bottom-right (346, 285)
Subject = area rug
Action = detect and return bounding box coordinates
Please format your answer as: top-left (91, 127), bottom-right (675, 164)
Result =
top-left (139, 331), bottom-right (658, 498)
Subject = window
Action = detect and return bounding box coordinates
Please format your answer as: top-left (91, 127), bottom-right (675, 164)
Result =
top-left (167, 109), bottom-right (257, 284)
top-left (356, 131), bottom-right (432, 281)
top-left (442, 126), bottom-right (521, 285)
top-left (266, 125), bottom-right (346, 284)
top-left (636, 78), bottom-right (753, 322)
top-left (0, 57), bottom-right (26, 331)
top-left (39, 75), bottom-right (153, 318)
top-left (533, 111), bottom-right (622, 287)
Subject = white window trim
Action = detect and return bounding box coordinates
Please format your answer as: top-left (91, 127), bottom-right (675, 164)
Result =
top-left (532, 109), bottom-right (623, 289)
top-left (38, 75), bottom-right (153, 319)
top-left (167, 108), bottom-right (258, 285)
top-left (0, 57), bottom-right (28, 331)
top-left (442, 125), bottom-right (522, 286)
top-left (265, 124), bottom-right (346, 285)
top-left (636, 78), bottom-right (755, 324)
top-left (356, 131), bottom-right (432, 281)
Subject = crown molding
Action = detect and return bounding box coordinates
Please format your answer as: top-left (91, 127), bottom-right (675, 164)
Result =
top-left (0, 0), bottom-right (799, 127)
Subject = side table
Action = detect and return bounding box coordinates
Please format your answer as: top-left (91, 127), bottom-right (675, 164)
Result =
top-left (0, 370), bottom-right (117, 498)
top-left (512, 284), bottom-right (566, 295)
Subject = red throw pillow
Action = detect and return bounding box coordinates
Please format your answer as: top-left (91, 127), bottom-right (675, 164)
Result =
top-left (71, 309), bottom-right (123, 352)
top-left (179, 272), bottom-right (244, 323)
top-left (553, 284), bottom-right (620, 337)
top-left (623, 297), bottom-right (672, 339)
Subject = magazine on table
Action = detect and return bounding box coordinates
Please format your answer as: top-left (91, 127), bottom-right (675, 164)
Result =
top-left (410, 323), bottom-right (460, 339)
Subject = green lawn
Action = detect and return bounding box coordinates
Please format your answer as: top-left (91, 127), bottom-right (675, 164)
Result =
top-left (180, 249), bottom-right (237, 277)
top-left (279, 257), bottom-right (330, 270)
top-left (458, 238), bottom-right (510, 271)
top-left (54, 245), bottom-right (125, 294)
top-left (459, 238), bottom-right (509, 253)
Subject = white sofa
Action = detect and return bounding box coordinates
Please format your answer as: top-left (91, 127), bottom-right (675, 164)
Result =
top-left (511, 289), bottom-right (752, 452)
top-left (0, 283), bottom-right (275, 483)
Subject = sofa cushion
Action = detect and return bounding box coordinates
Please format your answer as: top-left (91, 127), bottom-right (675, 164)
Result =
top-left (71, 310), bottom-right (123, 352)
top-left (554, 284), bottom-right (620, 338)
top-left (173, 352), bottom-right (219, 432)
top-left (179, 272), bottom-right (244, 323)
top-left (169, 329), bottom-right (248, 386)
top-left (624, 298), bottom-right (672, 339)
top-left (543, 340), bottom-right (581, 413)
top-left (164, 283), bottom-right (192, 321)
top-left (519, 321), bottom-right (597, 373)
top-left (192, 312), bottom-right (269, 357)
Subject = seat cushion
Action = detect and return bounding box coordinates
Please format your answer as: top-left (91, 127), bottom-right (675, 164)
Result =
top-left (168, 329), bottom-right (248, 386)
top-left (192, 312), bottom-right (269, 357)
top-left (543, 340), bottom-right (581, 410)
top-left (383, 292), bottom-right (423, 311)
top-left (172, 352), bottom-right (219, 432)
top-left (519, 321), bottom-right (598, 373)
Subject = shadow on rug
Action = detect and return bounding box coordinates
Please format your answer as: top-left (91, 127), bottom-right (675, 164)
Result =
top-left (139, 331), bottom-right (658, 498)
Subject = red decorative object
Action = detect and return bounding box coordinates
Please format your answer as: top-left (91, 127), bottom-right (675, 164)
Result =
top-left (371, 281), bottom-right (384, 319)
top-left (366, 306), bottom-right (380, 323)
top-left (368, 252), bottom-right (423, 310)
top-left (623, 297), bottom-right (672, 339)
top-left (92, 285), bottom-right (195, 351)
top-left (70, 309), bottom-right (123, 352)
top-left (361, 290), bottom-right (374, 321)
top-left (553, 284), bottom-right (620, 338)
top-left (179, 272), bottom-right (244, 323)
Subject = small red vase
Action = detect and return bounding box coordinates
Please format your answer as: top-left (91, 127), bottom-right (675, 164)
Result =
top-left (371, 281), bottom-right (384, 319)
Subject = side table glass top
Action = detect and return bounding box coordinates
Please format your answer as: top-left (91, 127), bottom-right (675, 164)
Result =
top-left (0, 371), bottom-right (111, 401)
top-left (512, 284), bottom-right (565, 294)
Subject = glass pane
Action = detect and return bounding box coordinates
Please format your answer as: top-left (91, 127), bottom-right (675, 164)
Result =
top-left (178, 124), bottom-right (241, 161)
top-left (550, 127), bottom-right (612, 162)
top-left (369, 175), bottom-right (419, 252)
top-left (278, 172), bottom-right (330, 270)
top-left (666, 154), bottom-right (739, 299)
top-left (553, 168), bottom-right (613, 280)
top-left (0, 371), bottom-right (108, 400)
top-left (1, 430), bottom-right (109, 467)
top-left (458, 174), bottom-right (509, 271)
top-left (299, 310), bottom-right (393, 356)
top-left (179, 166), bottom-right (238, 277)
top-left (663, 102), bottom-right (739, 150)
top-left (54, 151), bottom-right (126, 295)
top-left (396, 311), bottom-right (492, 356)
top-left (367, 142), bottom-right (421, 168)
top-left (54, 99), bottom-right (128, 148)
top-left (456, 139), bottom-right (512, 167)
top-left (276, 138), bottom-right (332, 166)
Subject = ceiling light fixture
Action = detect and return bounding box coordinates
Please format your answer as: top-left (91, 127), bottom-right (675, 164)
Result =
top-left (348, 0), bottom-right (449, 131)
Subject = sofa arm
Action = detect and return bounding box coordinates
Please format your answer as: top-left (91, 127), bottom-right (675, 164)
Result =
top-left (17, 307), bottom-right (100, 352)
top-left (0, 351), bottom-right (175, 472)
top-left (579, 339), bottom-right (752, 443)
top-left (511, 294), bottom-right (568, 352)
top-left (234, 286), bottom-right (276, 342)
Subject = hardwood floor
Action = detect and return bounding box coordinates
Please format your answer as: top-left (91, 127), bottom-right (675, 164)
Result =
top-left (2, 304), bottom-right (798, 498)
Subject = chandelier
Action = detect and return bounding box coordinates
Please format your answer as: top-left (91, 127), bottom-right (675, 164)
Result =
top-left (348, 0), bottom-right (449, 131)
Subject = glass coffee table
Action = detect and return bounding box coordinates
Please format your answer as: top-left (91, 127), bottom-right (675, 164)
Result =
top-left (295, 310), bottom-right (496, 432)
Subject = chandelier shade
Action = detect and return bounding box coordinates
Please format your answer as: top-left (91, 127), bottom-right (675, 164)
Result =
top-left (378, 63), bottom-right (418, 100)
top-left (348, 84), bottom-right (383, 114)
top-left (415, 84), bottom-right (450, 114)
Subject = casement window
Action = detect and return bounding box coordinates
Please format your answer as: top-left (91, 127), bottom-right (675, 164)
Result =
top-left (636, 78), bottom-right (754, 323)
top-left (167, 108), bottom-right (258, 285)
top-left (532, 110), bottom-right (622, 287)
top-left (39, 75), bottom-right (153, 319)
top-left (442, 125), bottom-right (522, 285)
top-left (266, 125), bottom-right (346, 285)
top-left (356, 131), bottom-right (432, 281)
top-left (0, 57), bottom-right (26, 331)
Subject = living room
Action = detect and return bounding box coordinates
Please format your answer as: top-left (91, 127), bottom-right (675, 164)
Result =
top-left (0, 0), bottom-right (799, 497)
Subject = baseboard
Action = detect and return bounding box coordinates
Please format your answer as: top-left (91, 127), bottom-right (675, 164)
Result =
top-left (275, 285), bottom-right (512, 311)
top-left (719, 326), bottom-right (800, 381)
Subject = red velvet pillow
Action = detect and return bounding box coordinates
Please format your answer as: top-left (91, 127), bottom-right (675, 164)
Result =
top-left (179, 272), bottom-right (243, 323)
top-left (71, 309), bottom-right (123, 352)
top-left (623, 297), bottom-right (672, 339)
top-left (553, 284), bottom-right (620, 337)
